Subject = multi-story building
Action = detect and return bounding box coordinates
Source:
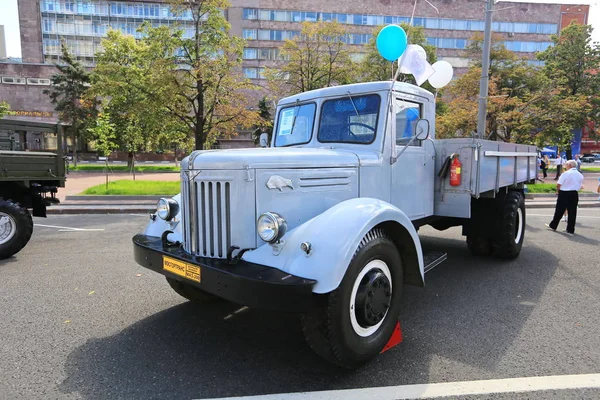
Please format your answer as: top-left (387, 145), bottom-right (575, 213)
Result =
top-left (0, 0), bottom-right (591, 151)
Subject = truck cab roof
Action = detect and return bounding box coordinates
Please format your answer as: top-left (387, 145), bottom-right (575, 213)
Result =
top-left (277, 81), bottom-right (435, 107)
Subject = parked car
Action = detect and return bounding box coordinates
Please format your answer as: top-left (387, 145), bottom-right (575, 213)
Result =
top-left (581, 154), bottom-right (596, 163)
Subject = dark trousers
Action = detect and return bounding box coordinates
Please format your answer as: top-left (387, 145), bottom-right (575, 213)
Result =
top-left (554, 165), bottom-right (562, 180)
top-left (542, 167), bottom-right (547, 178)
top-left (549, 191), bottom-right (579, 233)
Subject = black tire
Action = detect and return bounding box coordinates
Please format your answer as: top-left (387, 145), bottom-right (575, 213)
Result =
top-left (166, 277), bottom-right (221, 304)
top-left (466, 235), bottom-right (492, 256)
top-left (0, 199), bottom-right (33, 260)
top-left (301, 228), bottom-right (403, 369)
top-left (491, 191), bottom-right (525, 259)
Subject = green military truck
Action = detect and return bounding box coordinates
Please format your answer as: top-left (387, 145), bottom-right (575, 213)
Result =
top-left (0, 121), bottom-right (66, 259)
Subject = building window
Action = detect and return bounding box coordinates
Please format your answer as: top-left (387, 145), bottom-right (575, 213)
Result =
top-left (243, 68), bottom-right (258, 79)
top-left (1, 77), bottom-right (27, 85)
top-left (243, 48), bottom-right (258, 59)
top-left (26, 78), bottom-right (52, 85)
top-left (243, 29), bottom-right (257, 40)
top-left (243, 8), bottom-right (257, 20)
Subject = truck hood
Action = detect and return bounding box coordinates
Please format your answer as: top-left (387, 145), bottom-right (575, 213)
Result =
top-left (183, 147), bottom-right (360, 170)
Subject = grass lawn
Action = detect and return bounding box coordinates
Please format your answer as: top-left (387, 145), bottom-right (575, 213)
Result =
top-left (81, 180), bottom-right (180, 195)
top-left (526, 183), bottom-right (593, 194)
top-left (546, 166), bottom-right (600, 173)
top-left (526, 183), bottom-right (558, 193)
top-left (71, 164), bottom-right (180, 173)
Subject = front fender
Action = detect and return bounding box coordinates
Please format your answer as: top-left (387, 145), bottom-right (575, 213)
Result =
top-left (142, 193), bottom-right (183, 243)
top-left (242, 197), bottom-right (423, 294)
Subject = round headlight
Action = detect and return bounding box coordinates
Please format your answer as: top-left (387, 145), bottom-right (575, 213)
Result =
top-left (257, 212), bottom-right (287, 243)
top-left (156, 198), bottom-right (178, 221)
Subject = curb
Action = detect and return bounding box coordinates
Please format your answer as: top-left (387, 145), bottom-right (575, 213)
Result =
top-left (66, 195), bottom-right (166, 201)
top-left (528, 193), bottom-right (599, 198)
top-left (48, 207), bottom-right (154, 215)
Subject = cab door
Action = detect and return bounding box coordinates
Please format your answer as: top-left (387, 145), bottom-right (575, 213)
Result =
top-left (390, 97), bottom-right (429, 220)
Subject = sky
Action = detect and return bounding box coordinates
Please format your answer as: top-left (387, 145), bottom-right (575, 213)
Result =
top-left (0, 0), bottom-right (598, 58)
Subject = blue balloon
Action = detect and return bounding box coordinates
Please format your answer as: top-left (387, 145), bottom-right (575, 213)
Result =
top-left (376, 25), bottom-right (408, 62)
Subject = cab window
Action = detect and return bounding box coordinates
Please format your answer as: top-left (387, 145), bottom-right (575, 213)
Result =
top-left (318, 94), bottom-right (380, 144)
top-left (395, 99), bottom-right (421, 146)
top-left (274, 103), bottom-right (316, 147)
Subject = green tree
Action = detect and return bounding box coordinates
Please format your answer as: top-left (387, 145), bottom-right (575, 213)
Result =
top-left (438, 34), bottom-right (545, 142)
top-left (251, 97), bottom-right (273, 146)
top-left (0, 102), bottom-right (9, 119)
top-left (265, 21), bottom-right (354, 96)
top-left (162, 0), bottom-right (259, 150)
top-left (87, 111), bottom-right (118, 189)
top-left (536, 23), bottom-right (600, 157)
top-left (92, 28), bottom-right (187, 167)
top-left (44, 42), bottom-right (96, 167)
top-left (356, 24), bottom-right (437, 84)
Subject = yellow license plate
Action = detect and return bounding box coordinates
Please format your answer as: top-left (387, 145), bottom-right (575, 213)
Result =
top-left (163, 256), bottom-right (201, 283)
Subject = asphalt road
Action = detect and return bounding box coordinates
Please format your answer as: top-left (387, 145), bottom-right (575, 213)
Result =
top-left (1, 211), bottom-right (599, 399)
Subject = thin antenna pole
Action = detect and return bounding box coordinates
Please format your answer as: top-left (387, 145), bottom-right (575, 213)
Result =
top-left (476, 0), bottom-right (494, 139)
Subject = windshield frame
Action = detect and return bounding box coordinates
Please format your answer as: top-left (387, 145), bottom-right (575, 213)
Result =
top-left (273, 101), bottom-right (317, 148)
top-left (316, 93), bottom-right (382, 145)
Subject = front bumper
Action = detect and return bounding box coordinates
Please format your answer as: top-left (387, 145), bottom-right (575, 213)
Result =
top-left (133, 234), bottom-right (317, 312)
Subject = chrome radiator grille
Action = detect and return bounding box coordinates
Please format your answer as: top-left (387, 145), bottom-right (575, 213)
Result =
top-left (181, 177), bottom-right (231, 258)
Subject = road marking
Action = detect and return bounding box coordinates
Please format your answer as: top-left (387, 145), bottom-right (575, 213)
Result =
top-left (34, 224), bottom-right (105, 232)
top-left (199, 373), bottom-right (600, 400)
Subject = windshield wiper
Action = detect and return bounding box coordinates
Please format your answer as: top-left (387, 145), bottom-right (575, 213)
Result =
top-left (289, 100), bottom-right (300, 135)
top-left (346, 91), bottom-right (359, 116)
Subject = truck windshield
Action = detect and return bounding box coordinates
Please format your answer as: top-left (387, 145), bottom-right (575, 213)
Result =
top-left (318, 94), bottom-right (380, 144)
top-left (274, 103), bottom-right (316, 147)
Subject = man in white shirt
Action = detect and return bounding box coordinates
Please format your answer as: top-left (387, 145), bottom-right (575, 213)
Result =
top-left (546, 160), bottom-right (584, 234)
top-left (553, 155), bottom-right (564, 180)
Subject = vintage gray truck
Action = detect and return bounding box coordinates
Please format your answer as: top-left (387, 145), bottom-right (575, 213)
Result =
top-left (133, 81), bottom-right (536, 368)
top-left (0, 132), bottom-right (65, 259)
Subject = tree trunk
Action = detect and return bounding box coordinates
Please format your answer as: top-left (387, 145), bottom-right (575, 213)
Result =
top-left (72, 132), bottom-right (78, 168)
top-left (195, 121), bottom-right (204, 150)
top-left (566, 148), bottom-right (573, 160)
top-left (105, 159), bottom-right (109, 190)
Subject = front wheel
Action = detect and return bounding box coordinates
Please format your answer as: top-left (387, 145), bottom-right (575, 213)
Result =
top-left (301, 228), bottom-right (403, 368)
top-left (0, 199), bottom-right (33, 260)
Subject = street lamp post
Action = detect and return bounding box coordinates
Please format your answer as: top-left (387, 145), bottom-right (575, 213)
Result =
top-left (476, 0), bottom-right (494, 139)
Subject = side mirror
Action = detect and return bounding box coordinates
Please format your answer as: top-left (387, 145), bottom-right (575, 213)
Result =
top-left (414, 119), bottom-right (430, 141)
top-left (259, 133), bottom-right (269, 148)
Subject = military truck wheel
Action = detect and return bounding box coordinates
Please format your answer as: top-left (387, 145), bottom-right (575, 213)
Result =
top-left (491, 191), bottom-right (525, 259)
top-left (166, 277), bottom-right (221, 304)
top-left (466, 236), bottom-right (492, 256)
top-left (0, 199), bottom-right (33, 260)
top-left (301, 228), bottom-right (403, 369)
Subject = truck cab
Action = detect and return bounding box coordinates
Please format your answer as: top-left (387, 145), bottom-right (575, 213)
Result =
top-left (133, 81), bottom-right (536, 368)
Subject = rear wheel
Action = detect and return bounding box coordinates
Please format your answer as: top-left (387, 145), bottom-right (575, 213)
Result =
top-left (301, 228), bottom-right (403, 369)
top-left (492, 191), bottom-right (525, 259)
top-left (0, 199), bottom-right (33, 260)
top-left (166, 277), bottom-right (221, 304)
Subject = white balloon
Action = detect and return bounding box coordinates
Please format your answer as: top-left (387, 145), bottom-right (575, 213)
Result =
top-left (398, 44), bottom-right (427, 74)
top-left (428, 60), bottom-right (454, 88)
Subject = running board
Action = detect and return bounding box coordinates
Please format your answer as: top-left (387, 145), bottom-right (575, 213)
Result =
top-left (423, 251), bottom-right (448, 274)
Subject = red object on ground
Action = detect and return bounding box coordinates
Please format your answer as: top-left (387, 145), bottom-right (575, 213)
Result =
top-left (380, 321), bottom-right (403, 353)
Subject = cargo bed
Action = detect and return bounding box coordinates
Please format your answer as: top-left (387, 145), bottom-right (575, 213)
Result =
top-left (433, 139), bottom-right (537, 218)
